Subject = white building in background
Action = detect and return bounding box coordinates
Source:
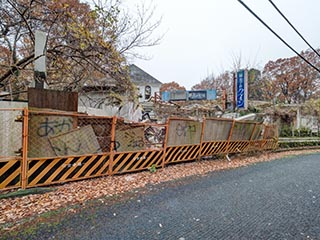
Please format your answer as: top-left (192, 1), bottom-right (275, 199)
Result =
top-left (129, 64), bottom-right (162, 102)
top-left (77, 65), bottom-right (162, 121)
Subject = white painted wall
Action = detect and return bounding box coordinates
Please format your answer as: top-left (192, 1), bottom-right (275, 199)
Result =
top-left (78, 93), bottom-right (142, 122)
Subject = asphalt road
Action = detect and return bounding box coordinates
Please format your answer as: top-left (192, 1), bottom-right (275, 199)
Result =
top-left (9, 153), bottom-right (320, 239)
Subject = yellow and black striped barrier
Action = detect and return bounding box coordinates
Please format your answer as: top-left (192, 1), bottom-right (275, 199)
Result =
top-left (246, 139), bottom-right (277, 152)
top-left (27, 154), bottom-right (110, 187)
top-left (0, 159), bottom-right (21, 190)
top-left (263, 139), bottom-right (278, 150)
top-left (112, 150), bottom-right (163, 174)
top-left (227, 141), bottom-right (250, 153)
top-left (246, 140), bottom-right (266, 152)
top-left (165, 145), bottom-right (200, 164)
top-left (201, 141), bottom-right (229, 156)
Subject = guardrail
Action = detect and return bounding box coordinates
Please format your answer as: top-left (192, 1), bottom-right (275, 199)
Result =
top-left (278, 137), bottom-right (320, 149)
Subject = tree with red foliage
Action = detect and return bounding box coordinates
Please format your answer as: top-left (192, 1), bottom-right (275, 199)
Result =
top-left (160, 81), bottom-right (186, 93)
top-left (0, 0), bottom-right (161, 101)
top-left (262, 49), bottom-right (320, 104)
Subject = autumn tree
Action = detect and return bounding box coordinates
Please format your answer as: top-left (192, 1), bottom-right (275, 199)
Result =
top-left (192, 71), bottom-right (233, 99)
top-left (160, 81), bottom-right (186, 93)
top-left (261, 49), bottom-right (320, 104)
top-left (0, 0), bottom-right (162, 101)
top-left (191, 74), bottom-right (215, 90)
top-left (247, 68), bottom-right (263, 100)
top-left (105, 0), bottom-right (163, 60)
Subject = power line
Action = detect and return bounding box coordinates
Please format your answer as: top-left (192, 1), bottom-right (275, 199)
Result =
top-left (268, 0), bottom-right (320, 59)
top-left (237, 0), bottom-right (320, 74)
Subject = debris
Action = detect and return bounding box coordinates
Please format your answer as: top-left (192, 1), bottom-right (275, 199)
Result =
top-left (125, 176), bottom-right (135, 182)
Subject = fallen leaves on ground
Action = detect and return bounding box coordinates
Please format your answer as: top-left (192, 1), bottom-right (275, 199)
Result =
top-left (1, 149), bottom-right (319, 229)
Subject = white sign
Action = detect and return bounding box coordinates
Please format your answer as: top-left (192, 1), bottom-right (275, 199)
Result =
top-left (34, 30), bottom-right (47, 74)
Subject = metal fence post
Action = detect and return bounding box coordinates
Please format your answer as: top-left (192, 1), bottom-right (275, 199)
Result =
top-left (108, 116), bottom-right (117, 176)
top-left (247, 123), bottom-right (258, 152)
top-left (274, 124), bottom-right (279, 149)
top-left (198, 117), bottom-right (206, 161)
top-left (249, 123), bottom-right (257, 141)
top-left (21, 107), bottom-right (29, 189)
top-left (225, 119), bottom-right (236, 160)
top-left (161, 118), bottom-right (170, 168)
top-left (262, 125), bottom-right (271, 150)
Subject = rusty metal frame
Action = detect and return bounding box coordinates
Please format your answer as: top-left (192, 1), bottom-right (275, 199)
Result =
top-left (0, 108), bottom-right (25, 190)
top-left (109, 116), bottom-right (117, 176)
top-left (164, 117), bottom-right (202, 165)
top-left (111, 149), bottom-right (164, 175)
top-left (21, 108), bottom-right (29, 189)
top-left (198, 118), bottom-right (206, 161)
top-left (162, 120), bottom-right (169, 168)
top-left (26, 153), bottom-right (111, 188)
top-left (0, 108), bottom-right (279, 190)
top-left (200, 117), bottom-right (234, 157)
top-left (224, 119), bottom-right (236, 157)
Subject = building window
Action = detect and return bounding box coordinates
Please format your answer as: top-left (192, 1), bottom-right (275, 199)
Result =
top-left (145, 85), bottom-right (151, 100)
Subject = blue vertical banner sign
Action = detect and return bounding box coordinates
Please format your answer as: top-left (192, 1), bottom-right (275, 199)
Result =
top-left (236, 69), bottom-right (248, 109)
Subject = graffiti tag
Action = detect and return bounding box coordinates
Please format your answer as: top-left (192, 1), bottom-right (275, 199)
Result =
top-left (176, 123), bottom-right (197, 137)
top-left (37, 117), bottom-right (73, 137)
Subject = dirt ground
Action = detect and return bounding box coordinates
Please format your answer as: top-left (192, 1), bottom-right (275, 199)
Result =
top-left (1, 149), bottom-right (320, 231)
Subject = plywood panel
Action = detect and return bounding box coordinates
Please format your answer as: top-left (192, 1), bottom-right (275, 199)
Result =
top-left (167, 120), bottom-right (202, 146)
top-left (78, 118), bottom-right (112, 153)
top-left (203, 119), bottom-right (233, 141)
top-left (28, 114), bottom-right (75, 157)
top-left (49, 125), bottom-right (101, 156)
top-left (115, 126), bottom-right (146, 152)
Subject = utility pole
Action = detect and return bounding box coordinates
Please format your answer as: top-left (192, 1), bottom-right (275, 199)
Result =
top-left (233, 72), bottom-right (236, 111)
top-left (34, 30), bottom-right (47, 89)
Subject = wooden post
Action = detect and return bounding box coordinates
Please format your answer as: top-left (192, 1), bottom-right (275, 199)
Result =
top-left (21, 108), bottom-right (29, 189)
top-left (108, 116), bottom-right (117, 176)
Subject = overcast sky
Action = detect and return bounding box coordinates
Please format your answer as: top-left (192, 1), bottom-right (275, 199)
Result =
top-left (125, 0), bottom-right (320, 89)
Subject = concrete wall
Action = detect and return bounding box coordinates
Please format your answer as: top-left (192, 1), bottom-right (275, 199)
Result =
top-left (0, 101), bottom-right (26, 157)
top-left (78, 94), bottom-right (142, 122)
top-left (0, 101), bottom-right (27, 108)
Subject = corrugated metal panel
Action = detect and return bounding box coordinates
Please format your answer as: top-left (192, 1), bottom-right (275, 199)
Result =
top-left (28, 88), bottom-right (78, 112)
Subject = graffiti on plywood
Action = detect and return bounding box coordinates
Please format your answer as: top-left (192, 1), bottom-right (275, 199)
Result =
top-left (49, 125), bottom-right (101, 156)
top-left (28, 115), bottom-right (75, 158)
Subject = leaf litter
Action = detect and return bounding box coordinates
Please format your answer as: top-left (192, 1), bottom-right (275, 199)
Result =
top-left (1, 149), bottom-right (319, 230)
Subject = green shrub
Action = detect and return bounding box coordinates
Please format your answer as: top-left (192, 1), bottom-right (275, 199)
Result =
top-left (279, 140), bottom-right (320, 148)
top-left (280, 126), bottom-right (293, 137)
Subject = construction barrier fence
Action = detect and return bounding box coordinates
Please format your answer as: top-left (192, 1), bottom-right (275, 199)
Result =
top-left (0, 108), bottom-right (278, 190)
top-left (0, 109), bottom-right (24, 190)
